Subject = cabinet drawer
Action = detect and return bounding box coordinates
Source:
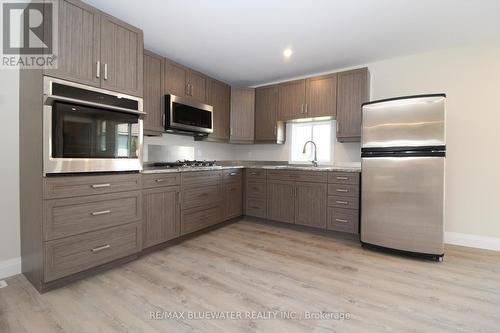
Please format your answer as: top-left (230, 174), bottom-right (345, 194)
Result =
top-left (267, 170), bottom-right (327, 183)
top-left (181, 184), bottom-right (222, 209)
top-left (246, 168), bottom-right (266, 180)
top-left (143, 173), bottom-right (180, 189)
top-left (328, 208), bottom-right (359, 233)
top-left (44, 191), bottom-right (142, 240)
top-left (328, 172), bottom-right (360, 185)
top-left (245, 197), bottom-right (266, 218)
top-left (328, 195), bottom-right (359, 209)
top-left (44, 223), bottom-right (141, 282)
top-left (44, 173), bottom-right (141, 199)
top-left (182, 170), bottom-right (222, 188)
top-left (328, 184), bottom-right (359, 197)
top-left (246, 181), bottom-right (267, 198)
top-left (223, 169), bottom-right (242, 184)
top-left (181, 205), bottom-right (222, 235)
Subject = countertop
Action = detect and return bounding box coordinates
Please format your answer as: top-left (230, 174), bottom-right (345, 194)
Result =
top-left (142, 164), bottom-right (360, 174)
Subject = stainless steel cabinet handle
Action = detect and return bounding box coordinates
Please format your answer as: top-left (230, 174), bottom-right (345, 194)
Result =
top-left (335, 218), bottom-right (348, 223)
top-left (336, 201), bottom-right (348, 205)
top-left (305, 103), bottom-right (308, 113)
top-left (250, 172), bottom-right (257, 175)
top-left (336, 189), bottom-right (349, 192)
top-left (190, 84), bottom-right (193, 96)
top-left (96, 61), bottom-right (100, 78)
top-left (91, 244), bottom-right (111, 252)
top-left (300, 104), bottom-right (304, 114)
top-left (336, 176), bottom-right (348, 180)
top-left (155, 178), bottom-right (168, 182)
top-left (91, 210), bottom-right (111, 216)
top-left (229, 172), bottom-right (237, 176)
top-left (104, 63), bottom-right (108, 80)
top-left (91, 183), bottom-right (111, 188)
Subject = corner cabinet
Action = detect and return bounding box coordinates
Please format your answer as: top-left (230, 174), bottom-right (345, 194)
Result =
top-left (336, 68), bottom-right (370, 142)
top-left (45, 0), bottom-right (143, 97)
top-left (230, 87), bottom-right (255, 143)
top-left (143, 50), bottom-right (165, 135)
top-left (207, 78), bottom-right (231, 141)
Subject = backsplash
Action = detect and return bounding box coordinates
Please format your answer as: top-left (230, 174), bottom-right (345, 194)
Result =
top-left (144, 124), bottom-right (361, 164)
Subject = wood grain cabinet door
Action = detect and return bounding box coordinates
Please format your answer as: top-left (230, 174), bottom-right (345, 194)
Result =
top-left (336, 68), bottom-right (370, 141)
top-left (207, 79), bottom-right (230, 140)
top-left (230, 87), bottom-right (255, 143)
top-left (267, 180), bottom-right (295, 224)
top-left (224, 182), bottom-right (243, 220)
top-left (100, 15), bottom-right (144, 97)
top-left (278, 80), bottom-right (306, 121)
top-left (165, 59), bottom-right (189, 97)
top-left (295, 182), bottom-right (327, 229)
top-left (305, 74), bottom-right (338, 118)
top-left (142, 187), bottom-right (180, 248)
top-left (143, 50), bottom-right (165, 135)
top-left (255, 85), bottom-right (279, 142)
top-left (45, 0), bottom-right (101, 87)
top-left (188, 71), bottom-right (208, 103)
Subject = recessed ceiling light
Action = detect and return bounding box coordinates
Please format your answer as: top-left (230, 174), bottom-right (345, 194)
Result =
top-left (283, 48), bottom-right (293, 58)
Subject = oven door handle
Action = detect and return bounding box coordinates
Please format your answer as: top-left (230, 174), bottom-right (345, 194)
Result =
top-left (44, 95), bottom-right (147, 116)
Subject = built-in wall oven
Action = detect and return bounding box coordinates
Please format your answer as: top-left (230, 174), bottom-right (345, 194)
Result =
top-left (43, 77), bottom-right (144, 174)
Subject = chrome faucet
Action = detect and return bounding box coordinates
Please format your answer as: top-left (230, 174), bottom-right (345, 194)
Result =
top-left (302, 140), bottom-right (318, 167)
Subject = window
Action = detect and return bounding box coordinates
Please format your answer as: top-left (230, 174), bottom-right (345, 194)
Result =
top-left (290, 120), bottom-right (333, 164)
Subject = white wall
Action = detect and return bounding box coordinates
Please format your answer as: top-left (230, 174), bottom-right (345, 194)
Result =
top-left (2, 41), bottom-right (500, 271)
top-left (0, 69), bottom-right (20, 263)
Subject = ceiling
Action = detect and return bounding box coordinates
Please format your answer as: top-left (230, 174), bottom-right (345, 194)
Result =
top-left (84, 0), bottom-right (500, 86)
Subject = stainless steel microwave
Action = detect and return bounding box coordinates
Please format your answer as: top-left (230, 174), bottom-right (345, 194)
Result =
top-left (164, 94), bottom-right (213, 135)
top-left (43, 76), bottom-right (144, 175)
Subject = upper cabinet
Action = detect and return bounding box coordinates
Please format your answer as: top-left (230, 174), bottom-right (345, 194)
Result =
top-left (143, 50), bottom-right (165, 135)
top-left (230, 87), bottom-right (255, 143)
top-left (255, 85), bottom-right (279, 143)
top-left (100, 15), bottom-right (144, 97)
top-left (336, 68), bottom-right (370, 142)
top-left (305, 73), bottom-right (338, 118)
top-left (207, 79), bottom-right (231, 141)
top-left (278, 80), bottom-right (306, 121)
top-left (45, 0), bottom-right (143, 97)
top-left (165, 59), bottom-right (208, 103)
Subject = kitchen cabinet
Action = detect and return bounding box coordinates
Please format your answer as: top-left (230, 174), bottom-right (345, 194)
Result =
top-left (295, 182), bottom-right (327, 228)
top-left (245, 169), bottom-right (267, 218)
top-left (267, 180), bottom-right (295, 224)
top-left (336, 68), bottom-right (370, 141)
top-left (44, 0), bottom-right (144, 97)
top-left (142, 186), bottom-right (180, 248)
top-left (207, 79), bottom-right (231, 141)
top-left (230, 87), bottom-right (255, 143)
top-left (45, 0), bottom-right (101, 87)
top-left (164, 58), bottom-right (208, 103)
top-left (100, 14), bottom-right (143, 97)
top-left (143, 50), bottom-right (165, 135)
top-left (223, 169), bottom-right (243, 219)
top-left (255, 85), bottom-right (280, 143)
top-left (327, 172), bottom-right (360, 234)
top-left (305, 74), bottom-right (338, 118)
top-left (278, 80), bottom-right (306, 121)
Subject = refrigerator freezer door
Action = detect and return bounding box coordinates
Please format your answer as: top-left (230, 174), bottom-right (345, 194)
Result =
top-left (361, 156), bottom-right (445, 255)
top-left (362, 95), bottom-right (445, 148)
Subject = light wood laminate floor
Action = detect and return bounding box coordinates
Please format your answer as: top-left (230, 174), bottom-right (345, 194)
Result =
top-left (1, 219), bottom-right (500, 333)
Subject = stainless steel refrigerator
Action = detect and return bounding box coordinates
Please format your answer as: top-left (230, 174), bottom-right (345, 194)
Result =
top-left (360, 94), bottom-right (446, 261)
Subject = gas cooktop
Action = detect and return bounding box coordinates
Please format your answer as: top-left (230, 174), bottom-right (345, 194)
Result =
top-left (147, 160), bottom-right (217, 169)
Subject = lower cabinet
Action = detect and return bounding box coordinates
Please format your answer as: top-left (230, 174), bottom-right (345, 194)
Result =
top-left (181, 205), bottom-right (223, 235)
top-left (142, 186), bottom-right (180, 248)
top-left (295, 182), bottom-right (327, 228)
top-left (224, 182), bottom-right (242, 219)
top-left (266, 180), bottom-right (295, 224)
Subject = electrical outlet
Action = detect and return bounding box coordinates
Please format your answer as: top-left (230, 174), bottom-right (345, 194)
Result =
top-left (0, 280), bottom-right (8, 288)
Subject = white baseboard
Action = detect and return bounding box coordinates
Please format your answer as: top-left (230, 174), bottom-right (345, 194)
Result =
top-left (445, 232), bottom-right (500, 251)
top-left (0, 257), bottom-right (21, 279)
